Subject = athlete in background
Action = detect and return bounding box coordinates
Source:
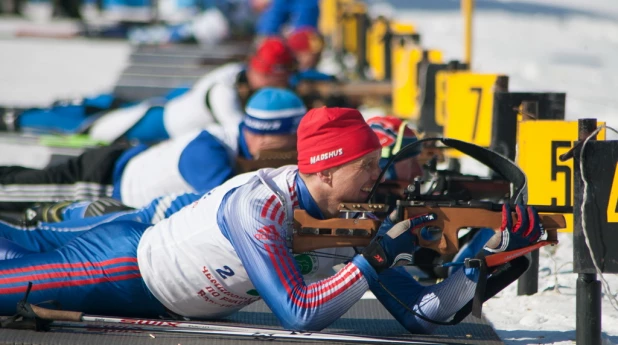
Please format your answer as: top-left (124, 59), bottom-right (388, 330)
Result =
top-left (1, 38), bottom-right (296, 144)
top-left (0, 115), bottom-right (420, 255)
top-left (0, 88), bottom-right (304, 212)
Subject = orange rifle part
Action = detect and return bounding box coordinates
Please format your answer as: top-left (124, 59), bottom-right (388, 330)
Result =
top-left (292, 203), bottom-right (566, 267)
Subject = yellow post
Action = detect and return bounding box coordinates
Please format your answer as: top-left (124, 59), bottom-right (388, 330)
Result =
top-left (366, 17), bottom-right (389, 81)
top-left (461, 0), bottom-right (474, 69)
top-left (319, 0), bottom-right (338, 40)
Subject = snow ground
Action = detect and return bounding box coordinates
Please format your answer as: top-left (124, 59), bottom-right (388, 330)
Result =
top-left (486, 233), bottom-right (618, 345)
top-left (0, 0), bottom-right (618, 343)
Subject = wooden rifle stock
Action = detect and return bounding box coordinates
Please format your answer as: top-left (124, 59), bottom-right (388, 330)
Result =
top-left (292, 204), bottom-right (385, 253)
top-left (402, 206), bottom-right (563, 255)
top-left (292, 203), bottom-right (566, 256)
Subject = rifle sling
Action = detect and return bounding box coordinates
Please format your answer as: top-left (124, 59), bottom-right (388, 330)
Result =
top-left (450, 255), bottom-right (530, 325)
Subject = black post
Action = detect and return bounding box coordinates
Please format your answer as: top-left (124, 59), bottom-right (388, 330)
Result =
top-left (517, 249), bottom-right (539, 295)
top-left (574, 118), bottom-right (602, 345)
top-left (355, 12), bottom-right (369, 80)
top-left (517, 101), bottom-right (540, 296)
top-left (577, 273), bottom-right (602, 345)
top-left (383, 28), bottom-right (393, 81)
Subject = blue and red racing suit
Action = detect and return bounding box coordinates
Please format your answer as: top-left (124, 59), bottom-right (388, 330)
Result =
top-left (0, 166), bottom-right (479, 333)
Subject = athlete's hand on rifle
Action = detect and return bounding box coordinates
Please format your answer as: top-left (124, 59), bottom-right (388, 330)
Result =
top-left (484, 204), bottom-right (545, 253)
top-left (361, 211), bottom-right (438, 273)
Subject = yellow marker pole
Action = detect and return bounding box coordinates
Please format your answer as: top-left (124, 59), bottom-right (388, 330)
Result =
top-left (319, 0), bottom-right (338, 42)
top-left (462, 0), bottom-right (474, 69)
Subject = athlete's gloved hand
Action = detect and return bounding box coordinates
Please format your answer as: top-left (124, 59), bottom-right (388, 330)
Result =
top-left (484, 204), bottom-right (545, 253)
top-left (361, 211), bottom-right (438, 273)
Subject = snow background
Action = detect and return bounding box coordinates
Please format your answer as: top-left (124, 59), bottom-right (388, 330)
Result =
top-left (0, 0), bottom-right (617, 343)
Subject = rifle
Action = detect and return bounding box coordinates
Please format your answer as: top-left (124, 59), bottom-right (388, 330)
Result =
top-left (292, 201), bottom-right (565, 268)
top-left (292, 137), bottom-right (571, 268)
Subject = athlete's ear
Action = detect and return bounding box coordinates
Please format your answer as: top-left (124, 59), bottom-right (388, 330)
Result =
top-left (316, 169), bottom-right (333, 186)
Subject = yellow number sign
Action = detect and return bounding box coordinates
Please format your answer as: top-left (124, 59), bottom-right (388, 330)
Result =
top-left (517, 120), bottom-right (606, 232)
top-left (607, 163), bottom-right (618, 223)
top-left (437, 72), bottom-right (505, 152)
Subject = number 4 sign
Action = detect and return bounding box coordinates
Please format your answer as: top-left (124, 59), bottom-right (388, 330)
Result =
top-left (607, 163), bottom-right (618, 223)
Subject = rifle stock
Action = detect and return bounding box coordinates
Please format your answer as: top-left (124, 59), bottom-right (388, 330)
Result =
top-left (292, 207), bottom-right (381, 253)
top-left (292, 203), bottom-right (565, 256)
top-left (402, 206), bottom-right (563, 254)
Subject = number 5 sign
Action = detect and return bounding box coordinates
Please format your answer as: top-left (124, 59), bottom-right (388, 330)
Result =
top-left (517, 119), bottom-right (606, 232)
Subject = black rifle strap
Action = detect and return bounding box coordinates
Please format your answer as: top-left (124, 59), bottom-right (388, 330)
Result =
top-left (367, 137), bottom-right (529, 204)
top-left (467, 256), bottom-right (489, 319)
top-left (440, 138), bottom-right (527, 204)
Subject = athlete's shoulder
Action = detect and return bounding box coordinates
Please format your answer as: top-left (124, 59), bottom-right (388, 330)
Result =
top-left (230, 166), bottom-right (297, 214)
top-left (192, 62), bottom-right (245, 89)
top-left (211, 63), bottom-right (246, 80)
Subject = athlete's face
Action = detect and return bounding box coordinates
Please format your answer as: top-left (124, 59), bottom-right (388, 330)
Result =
top-left (295, 51), bottom-right (321, 71)
top-left (244, 129), bottom-right (297, 157)
top-left (393, 156), bottom-right (423, 182)
top-left (329, 149), bottom-right (382, 203)
top-left (247, 69), bottom-right (291, 89)
top-left (250, 0), bottom-right (271, 13)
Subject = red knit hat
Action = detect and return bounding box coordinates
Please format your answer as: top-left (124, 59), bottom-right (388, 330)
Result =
top-left (250, 37), bottom-right (296, 76)
top-left (286, 27), bottom-right (324, 54)
top-left (297, 107), bottom-right (382, 173)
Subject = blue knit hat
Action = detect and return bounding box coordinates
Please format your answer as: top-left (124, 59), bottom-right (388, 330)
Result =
top-left (243, 88), bottom-right (307, 135)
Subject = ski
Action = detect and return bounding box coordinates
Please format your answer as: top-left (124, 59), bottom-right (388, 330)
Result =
top-left (5, 301), bottom-right (443, 345)
top-left (49, 321), bottom-right (444, 344)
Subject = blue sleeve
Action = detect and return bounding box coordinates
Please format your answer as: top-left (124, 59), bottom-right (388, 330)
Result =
top-left (368, 266), bottom-right (480, 334)
top-left (178, 131), bottom-right (235, 194)
top-left (217, 182), bottom-right (375, 331)
top-left (18, 106), bottom-right (88, 134)
top-left (289, 0), bottom-right (319, 30)
top-left (124, 106), bottom-right (170, 142)
top-left (449, 228), bottom-right (495, 275)
top-left (255, 0), bottom-right (291, 36)
top-left (82, 93), bottom-right (116, 110)
top-left (18, 94), bottom-right (117, 133)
